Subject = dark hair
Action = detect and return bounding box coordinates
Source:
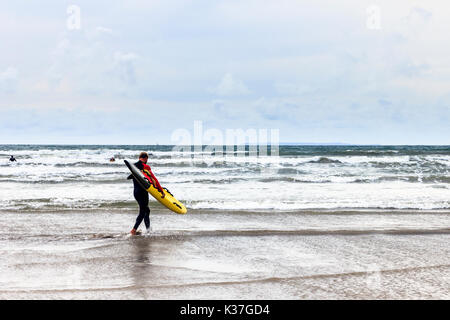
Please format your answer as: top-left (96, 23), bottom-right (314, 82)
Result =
top-left (139, 152), bottom-right (148, 159)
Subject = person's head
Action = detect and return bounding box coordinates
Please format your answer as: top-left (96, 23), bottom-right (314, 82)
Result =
top-left (139, 152), bottom-right (149, 163)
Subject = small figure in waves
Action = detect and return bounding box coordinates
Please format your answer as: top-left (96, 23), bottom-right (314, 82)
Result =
top-left (109, 157), bottom-right (115, 162)
top-left (9, 155), bottom-right (17, 162)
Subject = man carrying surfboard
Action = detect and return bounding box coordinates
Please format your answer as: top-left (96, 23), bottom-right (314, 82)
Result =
top-left (127, 152), bottom-right (165, 235)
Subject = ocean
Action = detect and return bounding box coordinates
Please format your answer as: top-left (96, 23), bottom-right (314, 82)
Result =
top-left (1, 144), bottom-right (449, 212)
top-left (0, 145), bottom-right (449, 299)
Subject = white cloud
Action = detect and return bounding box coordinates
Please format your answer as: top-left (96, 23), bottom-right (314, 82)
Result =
top-left (113, 51), bottom-right (139, 85)
top-left (0, 67), bottom-right (18, 93)
top-left (113, 51), bottom-right (138, 63)
top-left (274, 83), bottom-right (314, 96)
top-left (95, 26), bottom-right (113, 35)
top-left (0, 0), bottom-right (449, 143)
top-left (211, 73), bottom-right (250, 96)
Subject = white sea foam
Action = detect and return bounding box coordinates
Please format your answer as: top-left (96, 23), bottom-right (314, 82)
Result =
top-left (0, 145), bottom-right (449, 211)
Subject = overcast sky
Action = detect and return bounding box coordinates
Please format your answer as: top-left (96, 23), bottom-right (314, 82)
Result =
top-left (1, 0), bottom-right (449, 144)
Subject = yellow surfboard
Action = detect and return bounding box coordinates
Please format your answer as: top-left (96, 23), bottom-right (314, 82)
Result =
top-left (125, 160), bottom-right (187, 214)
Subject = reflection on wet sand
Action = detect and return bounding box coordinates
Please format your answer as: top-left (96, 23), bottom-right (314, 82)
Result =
top-left (0, 211), bottom-right (449, 299)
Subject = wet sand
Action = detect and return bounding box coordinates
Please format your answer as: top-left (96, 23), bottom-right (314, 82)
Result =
top-left (1, 209), bottom-right (449, 299)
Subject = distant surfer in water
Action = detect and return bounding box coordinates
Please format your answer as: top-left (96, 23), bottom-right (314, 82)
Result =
top-left (109, 157), bottom-right (115, 162)
top-left (9, 155), bottom-right (17, 162)
top-left (127, 152), bottom-right (165, 235)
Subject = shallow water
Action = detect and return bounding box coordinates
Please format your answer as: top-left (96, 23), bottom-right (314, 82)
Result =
top-left (1, 209), bottom-right (449, 299)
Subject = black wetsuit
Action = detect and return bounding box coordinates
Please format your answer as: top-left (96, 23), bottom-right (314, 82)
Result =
top-left (127, 160), bottom-right (150, 230)
top-left (9, 156), bottom-right (16, 162)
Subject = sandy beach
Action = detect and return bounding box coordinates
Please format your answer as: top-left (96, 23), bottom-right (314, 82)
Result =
top-left (1, 209), bottom-right (449, 299)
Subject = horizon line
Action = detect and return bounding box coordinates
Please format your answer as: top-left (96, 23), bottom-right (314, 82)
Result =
top-left (0, 143), bottom-right (449, 146)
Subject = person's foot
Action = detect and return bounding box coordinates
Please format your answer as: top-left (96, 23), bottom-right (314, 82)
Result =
top-left (130, 228), bottom-right (137, 235)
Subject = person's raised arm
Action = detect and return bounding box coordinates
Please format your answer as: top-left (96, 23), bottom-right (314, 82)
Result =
top-left (143, 164), bottom-right (165, 198)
